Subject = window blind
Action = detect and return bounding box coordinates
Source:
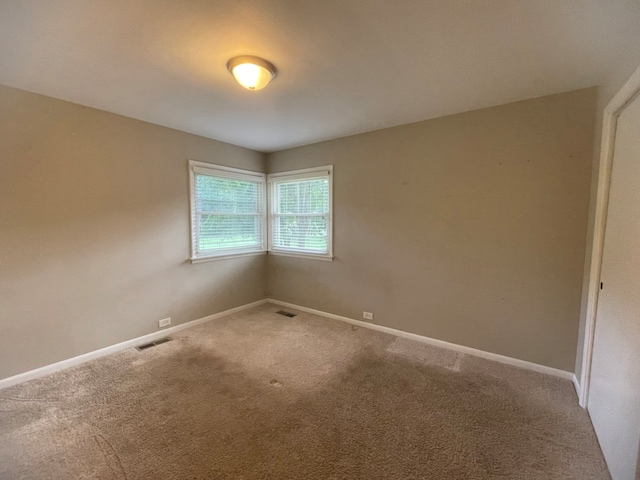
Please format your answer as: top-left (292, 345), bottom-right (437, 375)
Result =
top-left (190, 162), bottom-right (266, 259)
top-left (268, 167), bottom-right (332, 257)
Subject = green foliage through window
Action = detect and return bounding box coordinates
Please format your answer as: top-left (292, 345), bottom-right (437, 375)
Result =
top-left (190, 162), bottom-right (331, 260)
top-left (271, 178), bottom-right (329, 253)
top-left (194, 174), bottom-right (262, 253)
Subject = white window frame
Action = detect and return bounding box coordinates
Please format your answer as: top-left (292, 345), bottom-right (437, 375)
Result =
top-left (188, 160), bottom-right (267, 263)
top-left (267, 165), bottom-right (333, 261)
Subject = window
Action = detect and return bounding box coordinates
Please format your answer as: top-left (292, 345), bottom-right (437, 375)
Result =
top-left (189, 161), bottom-right (266, 261)
top-left (188, 162), bottom-right (332, 262)
top-left (268, 166), bottom-right (333, 260)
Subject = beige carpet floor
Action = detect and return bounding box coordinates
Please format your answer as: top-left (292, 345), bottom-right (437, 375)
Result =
top-left (0, 304), bottom-right (609, 479)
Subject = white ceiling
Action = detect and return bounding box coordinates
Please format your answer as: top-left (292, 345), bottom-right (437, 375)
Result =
top-left (0, 1), bottom-right (639, 152)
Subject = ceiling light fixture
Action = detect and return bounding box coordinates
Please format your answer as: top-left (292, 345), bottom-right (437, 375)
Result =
top-left (227, 56), bottom-right (277, 91)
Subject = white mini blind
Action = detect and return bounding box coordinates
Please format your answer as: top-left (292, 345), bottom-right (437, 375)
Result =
top-left (268, 167), bottom-right (333, 258)
top-left (189, 162), bottom-right (266, 259)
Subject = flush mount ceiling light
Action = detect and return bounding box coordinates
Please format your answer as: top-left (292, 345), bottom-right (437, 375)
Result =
top-left (227, 56), bottom-right (277, 91)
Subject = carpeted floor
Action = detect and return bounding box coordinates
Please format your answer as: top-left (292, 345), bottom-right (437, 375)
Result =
top-left (0, 304), bottom-right (609, 479)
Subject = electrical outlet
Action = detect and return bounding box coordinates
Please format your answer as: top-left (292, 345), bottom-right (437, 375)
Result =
top-left (158, 318), bottom-right (171, 329)
top-left (363, 312), bottom-right (373, 320)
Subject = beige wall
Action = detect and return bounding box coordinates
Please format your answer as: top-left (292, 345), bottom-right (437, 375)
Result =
top-left (0, 84), bottom-right (267, 380)
top-left (267, 88), bottom-right (597, 372)
top-left (0, 84), bottom-right (599, 380)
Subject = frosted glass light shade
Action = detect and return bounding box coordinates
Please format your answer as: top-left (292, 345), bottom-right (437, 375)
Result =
top-left (227, 56), bottom-right (277, 91)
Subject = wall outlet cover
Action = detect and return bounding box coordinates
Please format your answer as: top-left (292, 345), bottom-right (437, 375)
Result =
top-left (363, 312), bottom-right (374, 320)
top-left (158, 318), bottom-right (171, 328)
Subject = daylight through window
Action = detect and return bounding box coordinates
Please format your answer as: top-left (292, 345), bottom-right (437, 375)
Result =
top-left (268, 166), bottom-right (333, 259)
top-left (189, 162), bottom-right (332, 262)
top-left (189, 162), bottom-right (266, 260)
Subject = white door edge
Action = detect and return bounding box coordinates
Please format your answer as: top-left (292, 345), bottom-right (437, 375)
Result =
top-left (579, 65), bottom-right (640, 408)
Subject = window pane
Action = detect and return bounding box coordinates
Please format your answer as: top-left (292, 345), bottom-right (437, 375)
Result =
top-left (191, 169), bottom-right (264, 257)
top-left (273, 215), bottom-right (327, 252)
top-left (198, 214), bottom-right (260, 251)
top-left (276, 179), bottom-right (328, 214)
top-left (196, 175), bottom-right (259, 214)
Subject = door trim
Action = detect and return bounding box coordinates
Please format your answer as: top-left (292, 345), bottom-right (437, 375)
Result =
top-left (579, 66), bottom-right (640, 408)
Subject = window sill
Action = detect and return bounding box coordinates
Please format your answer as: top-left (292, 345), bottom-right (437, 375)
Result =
top-left (190, 251), bottom-right (266, 264)
top-left (268, 250), bottom-right (334, 262)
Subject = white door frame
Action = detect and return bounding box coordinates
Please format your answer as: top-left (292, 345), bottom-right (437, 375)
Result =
top-left (579, 65), bottom-right (640, 408)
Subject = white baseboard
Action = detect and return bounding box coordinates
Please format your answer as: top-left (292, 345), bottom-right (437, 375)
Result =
top-left (0, 299), bottom-right (269, 390)
top-left (268, 299), bottom-right (575, 381)
top-left (1, 297), bottom-right (577, 393)
top-left (572, 374), bottom-right (581, 398)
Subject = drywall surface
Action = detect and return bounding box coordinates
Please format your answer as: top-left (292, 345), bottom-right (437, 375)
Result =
top-left (267, 88), bottom-right (596, 372)
top-left (0, 84), bottom-right (267, 380)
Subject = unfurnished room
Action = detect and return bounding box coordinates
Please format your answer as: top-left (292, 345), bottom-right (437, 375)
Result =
top-left (1, 1), bottom-right (640, 479)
